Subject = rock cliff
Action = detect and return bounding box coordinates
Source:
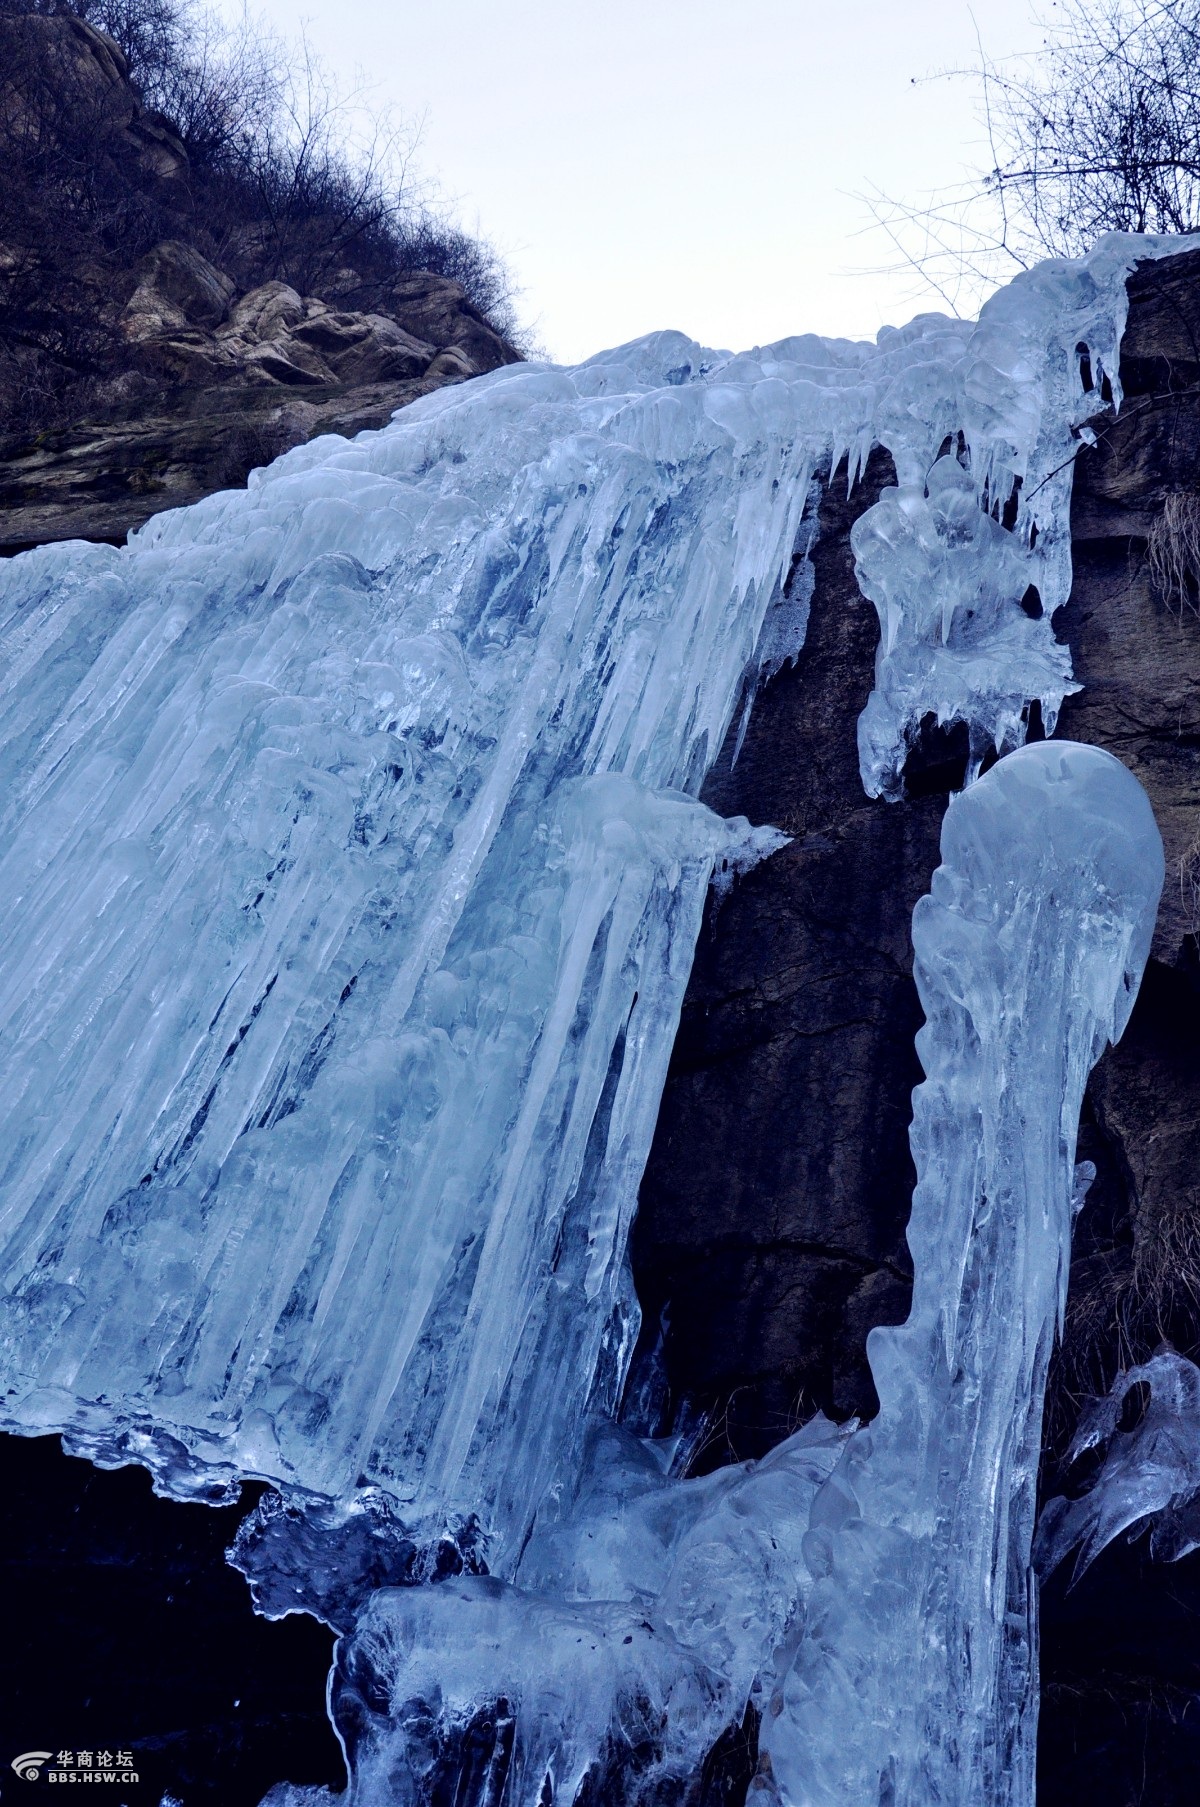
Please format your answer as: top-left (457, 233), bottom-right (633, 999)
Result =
top-left (0, 261), bottom-right (518, 552)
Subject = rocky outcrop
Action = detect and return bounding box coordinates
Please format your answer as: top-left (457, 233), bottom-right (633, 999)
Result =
top-left (0, 260), bottom-right (519, 552)
top-left (0, 13), bottom-right (189, 186)
top-left (117, 246), bottom-right (513, 392)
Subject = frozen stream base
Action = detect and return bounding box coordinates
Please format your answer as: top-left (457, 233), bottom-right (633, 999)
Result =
top-left (0, 236), bottom-right (1184, 1804)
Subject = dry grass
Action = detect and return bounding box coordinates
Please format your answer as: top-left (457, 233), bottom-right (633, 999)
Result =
top-left (1130, 1180), bottom-right (1200, 1344)
top-left (1147, 491), bottom-right (1200, 615)
top-left (1045, 1192), bottom-right (1200, 1470)
top-left (1176, 827), bottom-right (1200, 938)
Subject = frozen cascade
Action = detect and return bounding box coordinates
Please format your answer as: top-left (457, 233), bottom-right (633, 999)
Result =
top-left (762, 741), bottom-right (1163, 1807)
top-left (295, 742), bottom-right (1163, 1807)
top-left (0, 332), bottom-right (821, 1540)
top-left (0, 233), bottom-right (1185, 1802)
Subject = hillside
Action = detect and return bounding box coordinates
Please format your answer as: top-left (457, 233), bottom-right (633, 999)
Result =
top-left (0, 7), bottom-right (521, 551)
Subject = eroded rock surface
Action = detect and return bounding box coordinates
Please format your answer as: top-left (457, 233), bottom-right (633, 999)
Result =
top-left (633, 450), bottom-right (929, 1453)
top-left (1048, 248), bottom-right (1200, 1437)
top-left (0, 265), bottom-right (518, 552)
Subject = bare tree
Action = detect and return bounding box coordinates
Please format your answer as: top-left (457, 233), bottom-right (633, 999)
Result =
top-left (869, 0), bottom-right (1200, 315)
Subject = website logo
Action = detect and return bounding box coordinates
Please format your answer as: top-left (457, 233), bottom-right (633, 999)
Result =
top-left (8, 1751), bottom-right (141, 1784)
top-left (11, 1753), bottom-right (52, 1781)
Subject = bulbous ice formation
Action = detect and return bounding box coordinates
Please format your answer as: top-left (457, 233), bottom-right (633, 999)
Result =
top-left (762, 740), bottom-right (1163, 1807)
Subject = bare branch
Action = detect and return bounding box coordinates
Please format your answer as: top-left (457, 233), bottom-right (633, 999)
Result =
top-left (865, 0), bottom-right (1200, 312)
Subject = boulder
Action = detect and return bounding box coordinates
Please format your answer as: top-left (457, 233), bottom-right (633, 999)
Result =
top-left (238, 339), bottom-right (335, 387)
top-left (224, 282), bottom-right (306, 344)
top-left (125, 240), bottom-right (236, 331)
top-left (122, 244), bottom-right (239, 366)
top-left (128, 330), bottom-right (241, 386)
top-left (287, 310), bottom-right (435, 383)
top-left (426, 346), bottom-right (479, 380)
top-left (389, 272), bottom-right (517, 373)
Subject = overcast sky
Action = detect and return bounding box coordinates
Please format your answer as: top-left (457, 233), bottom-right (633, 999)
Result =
top-left (223, 0), bottom-right (1044, 361)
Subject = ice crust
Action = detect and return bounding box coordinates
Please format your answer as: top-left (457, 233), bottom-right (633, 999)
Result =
top-left (0, 235), bottom-right (1182, 1805)
top-left (1037, 1348), bottom-right (1200, 1577)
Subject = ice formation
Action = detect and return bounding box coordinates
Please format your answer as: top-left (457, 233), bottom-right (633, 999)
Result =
top-left (762, 740), bottom-right (1162, 1807)
top-left (0, 233), bottom-right (1183, 1804)
top-left (312, 1416), bottom-right (855, 1806)
top-left (0, 336), bottom-right (815, 1538)
top-left (1037, 1348), bottom-right (1200, 1577)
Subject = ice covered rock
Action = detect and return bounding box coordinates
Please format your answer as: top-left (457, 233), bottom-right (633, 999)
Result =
top-left (850, 238), bottom-right (1186, 796)
top-left (1037, 1347), bottom-right (1200, 1577)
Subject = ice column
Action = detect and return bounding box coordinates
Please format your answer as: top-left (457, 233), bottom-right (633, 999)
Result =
top-left (762, 741), bottom-right (1163, 1807)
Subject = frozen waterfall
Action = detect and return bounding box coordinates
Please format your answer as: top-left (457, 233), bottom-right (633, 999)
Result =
top-left (0, 233), bottom-right (1183, 1803)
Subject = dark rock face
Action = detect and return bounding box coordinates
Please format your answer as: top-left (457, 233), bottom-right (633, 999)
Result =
top-left (1037, 250), bottom-right (1200, 1805)
top-left (0, 357), bottom-right (484, 556)
top-left (1038, 1537), bottom-right (1200, 1807)
top-left (1048, 251), bottom-right (1200, 1451)
top-left (633, 449), bottom-right (932, 1456)
top-left (0, 1432), bottom-right (342, 1805)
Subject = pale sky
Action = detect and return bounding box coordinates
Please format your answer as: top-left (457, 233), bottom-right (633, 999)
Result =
top-left (222, 0), bottom-right (1044, 361)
